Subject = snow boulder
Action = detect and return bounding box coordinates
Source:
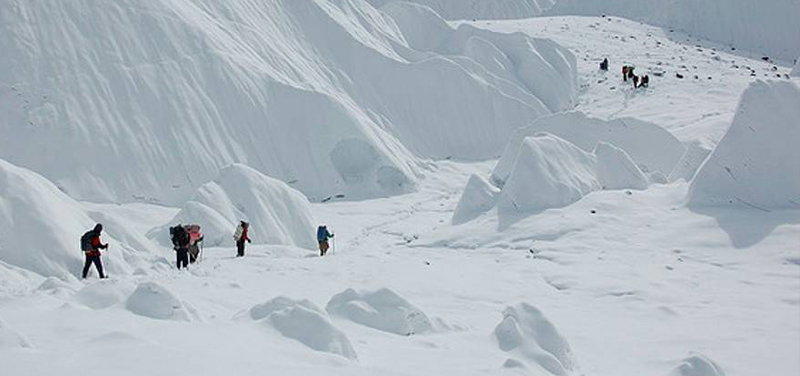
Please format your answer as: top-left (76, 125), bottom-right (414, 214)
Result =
top-left (494, 303), bottom-right (576, 375)
top-left (688, 80), bottom-right (800, 209)
top-left (498, 134), bottom-right (599, 213)
top-left (669, 353), bottom-right (726, 376)
top-left (74, 279), bottom-right (133, 310)
top-left (125, 282), bottom-right (194, 322)
top-left (253, 297), bottom-right (357, 360)
top-left (452, 174), bottom-right (501, 225)
top-left (594, 142), bottom-right (649, 190)
top-left (492, 112), bottom-right (684, 187)
top-left (326, 288), bottom-right (434, 336)
top-left (0, 316), bottom-right (32, 349)
top-left (152, 164), bottom-right (316, 249)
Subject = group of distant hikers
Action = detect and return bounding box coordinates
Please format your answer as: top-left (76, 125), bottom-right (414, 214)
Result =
top-left (600, 58), bottom-right (649, 88)
top-left (80, 222), bottom-right (335, 279)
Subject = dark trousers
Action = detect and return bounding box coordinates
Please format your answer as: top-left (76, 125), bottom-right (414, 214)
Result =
top-left (176, 248), bottom-right (189, 269)
top-left (236, 240), bottom-right (245, 257)
top-left (82, 253), bottom-right (105, 279)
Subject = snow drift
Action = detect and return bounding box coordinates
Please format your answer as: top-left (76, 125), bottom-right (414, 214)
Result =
top-left (125, 282), bottom-right (195, 321)
top-left (688, 80), bottom-right (800, 210)
top-left (368, 0), bottom-right (554, 20)
top-left (792, 61), bottom-right (799, 77)
top-left (151, 164), bottom-right (316, 249)
top-left (252, 296), bottom-right (357, 360)
top-left (669, 353), bottom-right (726, 376)
top-left (0, 0), bottom-right (576, 204)
top-left (494, 303), bottom-right (577, 375)
top-left (0, 316), bottom-right (32, 349)
top-left (0, 158), bottom-right (155, 279)
top-left (326, 288), bottom-right (435, 336)
top-left (491, 112), bottom-right (684, 187)
top-left (546, 0), bottom-right (800, 63)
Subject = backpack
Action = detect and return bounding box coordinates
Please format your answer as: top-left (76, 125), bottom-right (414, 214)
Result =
top-left (80, 230), bottom-right (94, 252)
top-left (233, 224), bottom-right (244, 242)
top-left (170, 225), bottom-right (190, 249)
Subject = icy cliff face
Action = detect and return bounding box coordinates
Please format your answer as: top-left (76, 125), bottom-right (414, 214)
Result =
top-left (0, 0), bottom-right (576, 205)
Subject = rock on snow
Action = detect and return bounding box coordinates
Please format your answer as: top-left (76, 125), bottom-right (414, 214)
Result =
top-left (688, 80), bottom-right (800, 209)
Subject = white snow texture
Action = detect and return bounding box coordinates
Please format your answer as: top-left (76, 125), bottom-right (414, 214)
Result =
top-left (326, 288), bottom-right (434, 336)
top-left (368, 0), bottom-right (555, 20)
top-left (0, 0), bottom-right (576, 205)
top-left (688, 80), bottom-right (800, 210)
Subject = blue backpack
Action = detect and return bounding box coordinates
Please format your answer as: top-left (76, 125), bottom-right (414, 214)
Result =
top-left (317, 226), bottom-right (328, 242)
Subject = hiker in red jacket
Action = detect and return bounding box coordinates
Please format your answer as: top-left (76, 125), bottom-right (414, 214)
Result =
top-left (81, 224), bottom-right (108, 279)
top-left (234, 221), bottom-right (251, 257)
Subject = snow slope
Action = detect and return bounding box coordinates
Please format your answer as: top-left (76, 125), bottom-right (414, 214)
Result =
top-left (688, 80), bottom-right (800, 210)
top-left (546, 0), bottom-right (800, 63)
top-left (150, 164), bottom-right (317, 249)
top-left (368, 0), bottom-right (554, 20)
top-left (0, 0), bottom-right (576, 204)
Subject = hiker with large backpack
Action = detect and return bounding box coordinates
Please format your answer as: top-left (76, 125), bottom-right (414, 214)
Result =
top-left (81, 223), bottom-right (109, 279)
top-left (233, 221), bottom-right (251, 257)
top-left (185, 224), bottom-right (204, 263)
top-left (317, 225), bottom-right (334, 256)
top-left (170, 224), bottom-right (191, 270)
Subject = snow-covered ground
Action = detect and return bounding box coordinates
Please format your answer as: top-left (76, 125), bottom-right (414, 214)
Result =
top-left (1, 9), bottom-right (798, 376)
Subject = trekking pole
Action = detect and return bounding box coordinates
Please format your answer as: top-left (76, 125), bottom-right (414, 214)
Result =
top-left (332, 236), bottom-right (336, 255)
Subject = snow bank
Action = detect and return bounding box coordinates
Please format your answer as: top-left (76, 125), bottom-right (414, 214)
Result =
top-left (369, 0), bottom-right (554, 20)
top-left (151, 164), bottom-right (316, 249)
top-left (594, 142), bottom-right (649, 191)
top-left (452, 174), bottom-right (501, 225)
top-left (547, 0), bottom-right (800, 63)
top-left (492, 112), bottom-right (684, 187)
top-left (498, 134), bottom-right (599, 213)
top-left (688, 80), bottom-right (800, 209)
top-left (669, 353), bottom-right (726, 376)
top-left (326, 288), bottom-right (434, 336)
top-left (125, 282), bottom-right (194, 322)
top-left (0, 0), bottom-right (576, 204)
top-left (494, 303), bottom-right (576, 375)
top-left (254, 297), bottom-right (357, 360)
top-left (0, 158), bottom-right (159, 279)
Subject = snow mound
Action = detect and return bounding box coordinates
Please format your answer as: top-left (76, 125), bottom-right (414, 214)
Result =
top-left (369, 0), bottom-right (554, 20)
top-left (74, 280), bottom-right (132, 310)
top-left (0, 316), bottom-right (32, 349)
top-left (326, 288), bottom-right (434, 336)
top-left (669, 353), bottom-right (726, 376)
top-left (494, 303), bottom-right (576, 375)
top-left (125, 282), bottom-right (193, 322)
top-left (547, 0), bottom-right (800, 63)
top-left (688, 80), bottom-right (800, 209)
top-left (452, 174), bottom-right (501, 225)
top-left (0, 0), bottom-right (577, 204)
top-left (594, 142), bottom-right (649, 191)
top-left (36, 277), bottom-right (76, 297)
top-left (86, 331), bottom-right (153, 347)
top-left (668, 143), bottom-right (713, 183)
top-left (492, 112), bottom-right (684, 187)
top-left (498, 134), bottom-right (599, 213)
top-left (151, 164), bottom-right (316, 249)
top-left (255, 297), bottom-right (357, 360)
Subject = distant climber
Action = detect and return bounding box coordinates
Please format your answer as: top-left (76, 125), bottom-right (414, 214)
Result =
top-left (639, 74), bottom-right (650, 88)
top-left (317, 225), bottom-right (334, 256)
top-left (632, 74), bottom-right (640, 88)
top-left (185, 224), bottom-right (203, 263)
top-left (234, 221), bottom-right (251, 257)
top-left (80, 223), bottom-right (108, 279)
top-left (170, 224), bottom-right (191, 269)
top-left (622, 65), bottom-right (635, 81)
top-left (600, 58), bottom-right (609, 71)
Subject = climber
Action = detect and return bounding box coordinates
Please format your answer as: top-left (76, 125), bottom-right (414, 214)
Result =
top-left (170, 224), bottom-right (191, 270)
top-left (317, 225), bottom-right (334, 256)
top-left (600, 58), bottom-right (609, 71)
top-left (80, 223), bottom-right (108, 279)
top-left (234, 221), bottom-right (251, 257)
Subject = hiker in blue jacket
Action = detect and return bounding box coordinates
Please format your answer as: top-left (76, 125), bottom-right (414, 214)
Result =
top-left (317, 225), bottom-right (334, 256)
